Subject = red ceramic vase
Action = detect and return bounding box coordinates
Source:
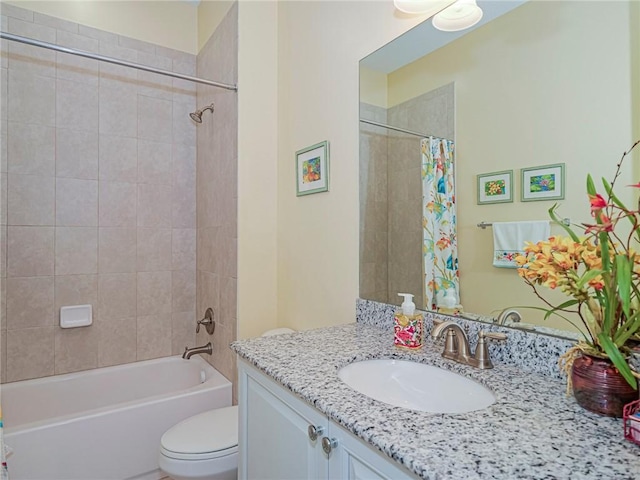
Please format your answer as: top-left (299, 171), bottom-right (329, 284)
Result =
top-left (571, 354), bottom-right (638, 417)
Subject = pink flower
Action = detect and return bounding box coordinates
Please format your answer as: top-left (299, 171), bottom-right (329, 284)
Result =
top-left (584, 213), bottom-right (613, 233)
top-left (588, 194), bottom-right (607, 215)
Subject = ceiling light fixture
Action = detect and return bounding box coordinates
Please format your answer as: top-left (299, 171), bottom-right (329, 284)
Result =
top-left (393, 0), bottom-right (455, 16)
top-left (432, 0), bottom-right (483, 32)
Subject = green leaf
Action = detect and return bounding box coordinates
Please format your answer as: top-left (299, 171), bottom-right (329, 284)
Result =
top-left (586, 174), bottom-right (596, 196)
top-left (548, 204), bottom-right (579, 241)
top-left (542, 300), bottom-right (579, 321)
top-left (543, 299), bottom-right (579, 317)
top-left (615, 254), bottom-right (632, 320)
top-left (598, 333), bottom-right (637, 389)
top-left (614, 311), bottom-right (640, 346)
top-left (509, 304), bottom-right (590, 342)
top-left (600, 233), bottom-right (610, 270)
top-left (602, 177), bottom-right (629, 210)
top-left (575, 269), bottom-right (605, 290)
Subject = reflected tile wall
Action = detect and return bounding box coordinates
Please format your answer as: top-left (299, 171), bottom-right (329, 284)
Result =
top-left (0, 4), bottom-right (197, 382)
top-left (360, 85), bottom-right (454, 309)
top-left (359, 103), bottom-right (388, 304)
top-left (386, 83), bottom-right (454, 309)
top-left (195, 3), bottom-right (238, 394)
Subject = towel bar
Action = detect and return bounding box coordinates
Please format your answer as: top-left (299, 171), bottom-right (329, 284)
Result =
top-left (477, 218), bottom-right (570, 229)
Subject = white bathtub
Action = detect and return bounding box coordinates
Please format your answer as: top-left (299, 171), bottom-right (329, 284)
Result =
top-left (1, 355), bottom-right (232, 480)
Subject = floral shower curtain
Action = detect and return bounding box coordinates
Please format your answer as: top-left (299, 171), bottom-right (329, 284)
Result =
top-left (422, 137), bottom-right (458, 310)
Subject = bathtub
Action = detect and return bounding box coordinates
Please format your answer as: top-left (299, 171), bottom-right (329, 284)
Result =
top-left (1, 355), bottom-right (232, 480)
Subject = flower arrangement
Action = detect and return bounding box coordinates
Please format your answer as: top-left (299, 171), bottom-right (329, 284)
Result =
top-left (515, 141), bottom-right (640, 389)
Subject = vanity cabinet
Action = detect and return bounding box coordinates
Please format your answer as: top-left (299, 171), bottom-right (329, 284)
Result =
top-left (238, 359), bottom-right (418, 480)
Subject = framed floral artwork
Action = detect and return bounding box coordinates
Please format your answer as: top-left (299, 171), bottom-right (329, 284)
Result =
top-left (477, 170), bottom-right (513, 204)
top-left (521, 163), bottom-right (565, 202)
top-left (296, 141), bottom-right (330, 196)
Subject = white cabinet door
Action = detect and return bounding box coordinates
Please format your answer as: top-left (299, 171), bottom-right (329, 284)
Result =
top-left (239, 360), bottom-right (329, 480)
top-left (328, 420), bottom-right (417, 480)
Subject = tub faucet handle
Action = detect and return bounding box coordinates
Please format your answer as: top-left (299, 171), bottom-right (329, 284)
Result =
top-left (197, 308), bottom-right (215, 335)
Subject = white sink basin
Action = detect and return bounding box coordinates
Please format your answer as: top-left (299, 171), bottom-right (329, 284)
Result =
top-left (338, 359), bottom-right (495, 414)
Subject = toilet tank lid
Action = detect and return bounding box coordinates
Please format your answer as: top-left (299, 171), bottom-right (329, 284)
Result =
top-left (161, 406), bottom-right (238, 455)
top-left (262, 327), bottom-right (295, 336)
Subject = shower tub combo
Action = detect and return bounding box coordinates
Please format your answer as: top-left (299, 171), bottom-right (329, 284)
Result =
top-left (2, 355), bottom-right (231, 480)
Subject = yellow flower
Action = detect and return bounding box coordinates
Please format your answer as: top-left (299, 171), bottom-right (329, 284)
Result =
top-left (515, 141), bottom-right (640, 389)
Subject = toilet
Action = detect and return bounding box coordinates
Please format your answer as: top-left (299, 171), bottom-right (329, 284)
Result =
top-left (159, 406), bottom-right (238, 480)
top-left (158, 328), bottom-right (295, 480)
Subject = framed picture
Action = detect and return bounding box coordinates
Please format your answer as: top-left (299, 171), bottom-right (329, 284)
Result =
top-left (521, 163), bottom-right (565, 202)
top-left (296, 141), bottom-right (330, 196)
top-left (477, 170), bottom-right (513, 204)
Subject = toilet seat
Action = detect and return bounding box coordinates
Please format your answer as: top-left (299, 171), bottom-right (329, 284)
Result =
top-left (160, 406), bottom-right (238, 461)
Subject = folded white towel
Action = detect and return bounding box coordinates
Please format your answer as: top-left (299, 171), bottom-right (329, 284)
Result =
top-left (492, 221), bottom-right (550, 269)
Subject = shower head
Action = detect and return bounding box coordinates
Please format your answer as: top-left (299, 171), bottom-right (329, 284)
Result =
top-left (189, 103), bottom-right (215, 123)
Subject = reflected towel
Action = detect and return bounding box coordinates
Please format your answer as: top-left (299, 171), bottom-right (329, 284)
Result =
top-left (492, 221), bottom-right (550, 269)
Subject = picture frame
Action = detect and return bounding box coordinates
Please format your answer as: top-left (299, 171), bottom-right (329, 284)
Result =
top-left (477, 170), bottom-right (513, 205)
top-left (296, 141), bottom-right (330, 196)
top-left (521, 163), bottom-right (565, 202)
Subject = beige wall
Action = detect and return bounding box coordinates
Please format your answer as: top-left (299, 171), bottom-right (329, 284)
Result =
top-left (385, 1), bottom-right (635, 328)
top-left (198, 0), bottom-right (234, 53)
top-left (274, 2), bottom-right (428, 331)
top-left (3, 0), bottom-right (198, 53)
top-left (236, 1), bottom-right (279, 339)
top-left (359, 66), bottom-right (388, 109)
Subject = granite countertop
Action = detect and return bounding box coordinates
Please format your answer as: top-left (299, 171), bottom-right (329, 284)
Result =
top-left (231, 322), bottom-right (640, 480)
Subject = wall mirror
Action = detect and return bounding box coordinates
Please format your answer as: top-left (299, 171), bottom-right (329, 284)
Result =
top-left (359, 0), bottom-right (638, 339)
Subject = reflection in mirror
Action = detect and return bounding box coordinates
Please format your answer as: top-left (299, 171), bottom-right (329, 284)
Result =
top-left (360, 84), bottom-right (455, 311)
top-left (359, 0), bottom-right (638, 339)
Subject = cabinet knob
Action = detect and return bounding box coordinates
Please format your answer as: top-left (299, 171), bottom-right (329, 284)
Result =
top-left (321, 436), bottom-right (338, 455)
top-left (308, 425), bottom-right (324, 441)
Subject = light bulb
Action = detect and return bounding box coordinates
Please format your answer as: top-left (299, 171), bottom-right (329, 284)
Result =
top-left (393, 0), bottom-right (455, 16)
top-left (432, 0), bottom-right (483, 32)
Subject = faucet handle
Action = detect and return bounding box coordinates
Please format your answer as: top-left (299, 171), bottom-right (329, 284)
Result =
top-left (196, 307), bottom-right (215, 335)
top-left (482, 331), bottom-right (507, 341)
top-left (473, 330), bottom-right (507, 369)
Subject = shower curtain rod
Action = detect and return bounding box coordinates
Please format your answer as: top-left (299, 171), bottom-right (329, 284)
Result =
top-left (359, 119), bottom-right (430, 138)
top-left (0, 32), bottom-right (238, 92)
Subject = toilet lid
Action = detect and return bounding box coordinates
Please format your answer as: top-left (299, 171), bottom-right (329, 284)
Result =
top-left (161, 406), bottom-right (238, 460)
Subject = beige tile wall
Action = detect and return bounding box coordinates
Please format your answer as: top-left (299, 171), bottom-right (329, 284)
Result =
top-left (195, 3), bottom-right (238, 394)
top-left (0, 4), bottom-right (198, 382)
top-left (359, 103), bottom-right (389, 304)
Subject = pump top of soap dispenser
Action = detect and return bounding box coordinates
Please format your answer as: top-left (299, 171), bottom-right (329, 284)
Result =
top-left (398, 293), bottom-right (415, 316)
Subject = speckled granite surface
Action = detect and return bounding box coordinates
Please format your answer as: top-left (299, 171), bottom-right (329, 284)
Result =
top-left (357, 298), bottom-right (577, 380)
top-left (232, 321), bottom-right (640, 480)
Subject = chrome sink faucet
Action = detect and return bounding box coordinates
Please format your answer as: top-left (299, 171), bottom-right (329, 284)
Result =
top-left (431, 320), bottom-right (506, 369)
top-left (496, 308), bottom-right (522, 325)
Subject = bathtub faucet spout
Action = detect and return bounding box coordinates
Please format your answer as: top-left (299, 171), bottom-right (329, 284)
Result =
top-left (182, 342), bottom-right (213, 359)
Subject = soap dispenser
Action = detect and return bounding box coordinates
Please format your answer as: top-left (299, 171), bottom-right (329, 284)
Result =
top-left (393, 293), bottom-right (424, 350)
top-left (437, 287), bottom-right (462, 315)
